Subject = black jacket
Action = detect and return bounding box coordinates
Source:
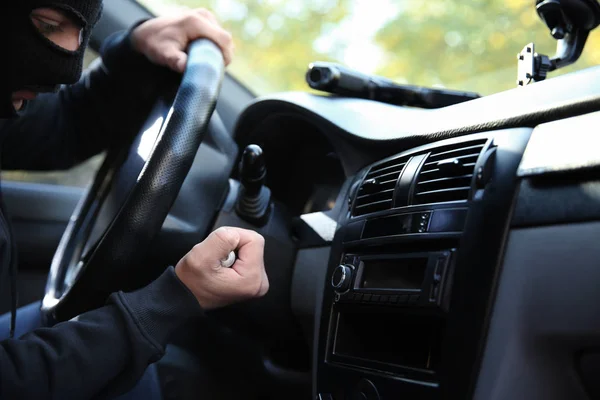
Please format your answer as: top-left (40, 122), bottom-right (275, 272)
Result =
top-left (0, 29), bottom-right (203, 399)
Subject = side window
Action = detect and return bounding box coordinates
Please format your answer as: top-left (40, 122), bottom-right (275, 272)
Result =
top-left (2, 48), bottom-right (104, 188)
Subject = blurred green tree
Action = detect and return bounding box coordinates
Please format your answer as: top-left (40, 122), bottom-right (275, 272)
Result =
top-left (141, 0), bottom-right (353, 94)
top-left (140, 0), bottom-right (600, 96)
top-left (375, 0), bottom-right (600, 94)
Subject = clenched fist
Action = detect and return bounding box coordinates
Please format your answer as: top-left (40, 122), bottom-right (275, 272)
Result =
top-left (175, 227), bottom-right (269, 310)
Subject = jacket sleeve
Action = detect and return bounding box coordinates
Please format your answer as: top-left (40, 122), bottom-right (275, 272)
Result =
top-left (0, 24), bottom-right (169, 171)
top-left (0, 267), bottom-right (202, 399)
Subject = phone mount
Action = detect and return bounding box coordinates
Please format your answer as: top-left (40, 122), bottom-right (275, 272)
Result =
top-left (517, 0), bottom-right (600, 86)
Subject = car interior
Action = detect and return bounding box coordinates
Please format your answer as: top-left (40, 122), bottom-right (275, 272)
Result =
top-left (3, 0), bottom-right (600, 399)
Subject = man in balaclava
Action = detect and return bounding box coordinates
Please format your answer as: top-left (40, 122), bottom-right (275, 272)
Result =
top-left (0, 2), bottom-right (268, 399)
top-left (0, 1), bottom-right (102, 116)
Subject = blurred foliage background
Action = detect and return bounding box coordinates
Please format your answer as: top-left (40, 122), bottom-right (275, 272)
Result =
top-left (7, 0), bottom-right (600, 187)
top-left (139, 0), bottom-right (600, 96)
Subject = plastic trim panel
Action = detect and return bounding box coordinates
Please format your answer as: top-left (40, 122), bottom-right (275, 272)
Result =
top-left (474, 222), bottom-right (600, 400)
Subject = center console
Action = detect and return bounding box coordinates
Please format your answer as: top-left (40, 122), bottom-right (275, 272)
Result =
top-left (315, 130), bottom-right (532, 399)
top-left (330, 250), bottom-right (453, 372)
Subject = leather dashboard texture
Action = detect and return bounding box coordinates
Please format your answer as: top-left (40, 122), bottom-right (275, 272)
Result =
top-left (235, 66), bottom-right (600, 149)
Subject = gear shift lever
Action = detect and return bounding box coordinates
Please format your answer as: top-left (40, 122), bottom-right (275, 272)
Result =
top-left (235, 144), bottom-right (271, 225)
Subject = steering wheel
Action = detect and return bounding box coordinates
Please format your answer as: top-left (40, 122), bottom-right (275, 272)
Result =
top-left (41, 39), bottom-right (224, 323)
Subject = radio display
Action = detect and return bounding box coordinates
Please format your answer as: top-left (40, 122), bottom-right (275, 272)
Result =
top-left (360, 258), bottom-right (427, 290)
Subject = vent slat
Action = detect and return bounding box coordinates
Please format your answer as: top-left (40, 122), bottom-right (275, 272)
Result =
top-left (420, 163), bottom-right (477, 176)
top-left (425, 139), bottom-right (486, 159)
top-left (369, 157), bottom-right (408, 173)
top-left (427, 144), bottom-right (485, 162)
top-left (352, 155), bottom-right (411, 216)
top-left (357, 180), bottom-right (396, 195)
top-left (412, 139), bottom-right (486, 206)
top-left (417, 175), bottom-right (473, 194)
top-left (366, 169), bottom-right (404, 182)
top-left (423, 154), bottom-right (479, 167)
top-left (415, 187), bottom-right (471, 196)
top-left (354, 199), bottom-right (393, 214)
top-left (356, 188), bottom-right (395, 203)
top-left (366, 164), bottom-right (406, 180)
top-left (418, 167), bottom-right (474, 181)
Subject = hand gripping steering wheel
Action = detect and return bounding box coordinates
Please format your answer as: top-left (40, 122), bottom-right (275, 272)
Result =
top-left (41, 39), bottom-right (224, 323)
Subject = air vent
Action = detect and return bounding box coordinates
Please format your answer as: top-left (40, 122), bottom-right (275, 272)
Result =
top-left (413, 139), bottom-right (487, 205)
top-left (352, 155), bottom-right (410, 216)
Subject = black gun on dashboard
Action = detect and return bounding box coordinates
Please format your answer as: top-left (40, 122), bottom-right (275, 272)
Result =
top-left (305, 61), bottom-right (480, 109)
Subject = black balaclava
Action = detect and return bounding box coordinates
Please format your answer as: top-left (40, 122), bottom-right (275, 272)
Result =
top-left (0, 0), bottom-right (102, 337)
top-left (0, 0), bottom-right (103, 118)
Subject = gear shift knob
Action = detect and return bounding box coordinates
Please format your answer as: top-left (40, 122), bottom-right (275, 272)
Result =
top-left (239, 145), bottom-right (266, 197)
top-left (236, 144), bottom-right (271, 225)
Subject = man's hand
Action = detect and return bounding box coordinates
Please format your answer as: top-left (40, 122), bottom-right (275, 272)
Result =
top-left (175, 227), bottom-right (269, 310)
top-left (131, 8), bottom-right (234, 73)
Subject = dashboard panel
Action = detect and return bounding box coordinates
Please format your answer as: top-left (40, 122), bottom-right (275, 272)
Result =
top-left (312, 129), bottom-right (531, 399)
top-left (235, 65), bottom-right (600, 148)
top-left (226, 66), bottom-right (600, 400)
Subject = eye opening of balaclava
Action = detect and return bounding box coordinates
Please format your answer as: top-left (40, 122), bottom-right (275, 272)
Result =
top-left (30, 5), bottom-right (87, 53)
top-left (0, 0), bottom-right (103, 118)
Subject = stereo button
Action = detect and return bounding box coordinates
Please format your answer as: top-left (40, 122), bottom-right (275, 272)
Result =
top-left (339, 293), bottom-right (352, 302)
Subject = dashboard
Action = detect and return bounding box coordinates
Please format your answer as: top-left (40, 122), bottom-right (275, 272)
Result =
top-left (84, 2), bottom-right (600, 397)
top-left (197, 65), bottom-right (600, 400)
top-left (313, 129), bottom-right (530, 399)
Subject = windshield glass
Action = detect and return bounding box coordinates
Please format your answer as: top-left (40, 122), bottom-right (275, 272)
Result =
top-left (138, 0), bottom-right (600, 96)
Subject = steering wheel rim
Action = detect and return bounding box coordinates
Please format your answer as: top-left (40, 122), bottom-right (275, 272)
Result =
top-left (41, 39), bottom-right (224, 324)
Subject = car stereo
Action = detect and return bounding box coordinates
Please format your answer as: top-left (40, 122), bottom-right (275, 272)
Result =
top-left (331, 251), bottom-right (453, 309)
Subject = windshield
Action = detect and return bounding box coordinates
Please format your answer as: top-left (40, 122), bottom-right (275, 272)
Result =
top-left (139, 0), bottom-right (600, 96)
